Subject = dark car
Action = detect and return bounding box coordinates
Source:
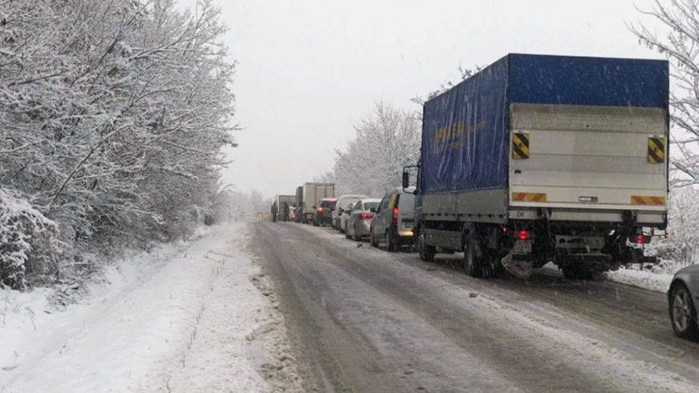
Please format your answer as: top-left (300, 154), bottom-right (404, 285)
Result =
top-left (669, 265), bottom-right (699, 340)
top-left (313, 198), bottom-right (337, 227)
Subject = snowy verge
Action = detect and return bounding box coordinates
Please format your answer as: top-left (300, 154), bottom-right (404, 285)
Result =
top-left (604, 268), bottom-right (674, 293)
top-left (0, 222), bottom-right (301, 393)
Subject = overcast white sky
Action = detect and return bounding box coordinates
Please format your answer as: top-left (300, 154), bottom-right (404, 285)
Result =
top-left (194, 0), bottom-right (664, 198)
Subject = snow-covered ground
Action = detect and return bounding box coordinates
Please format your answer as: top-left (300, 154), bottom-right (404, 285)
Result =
top-left (0, 222), bottom-right (301, 393)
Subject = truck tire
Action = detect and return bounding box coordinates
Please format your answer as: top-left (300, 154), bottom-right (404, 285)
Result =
top-left (463, 237), bottom-right (481, 278)
top-left (418, 231), bottom-right (435, 262)
top-left (561, 265), bottom-right (592, 280)
top-left (669, 282), bottom-right (699, 340)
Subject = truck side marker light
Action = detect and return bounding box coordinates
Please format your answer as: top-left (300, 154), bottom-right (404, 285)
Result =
top-left (630, 196), bottom-right (666, 205)
top-left (512, 132), bottom-right (530, 159)
top-left (648, 136), bottom-right (665, 164)
top-left (512, 192), bottom-right (547, 202)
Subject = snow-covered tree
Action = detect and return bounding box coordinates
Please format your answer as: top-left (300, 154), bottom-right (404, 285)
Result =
top-left (0, 0), bottom-right (237, 287)
top-left (631, 0), bottom-right (699, 185)
top-left (650, 187), bottom-right (699, 263)
top-left (332, 103), bottom-right (420, 197)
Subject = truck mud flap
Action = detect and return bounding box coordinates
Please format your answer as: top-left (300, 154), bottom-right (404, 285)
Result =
top-left (501, 251), bottom-right (533, 280)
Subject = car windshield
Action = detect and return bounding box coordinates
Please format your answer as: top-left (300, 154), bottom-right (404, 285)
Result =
top-left (364, 202), bottom-right (379, 210)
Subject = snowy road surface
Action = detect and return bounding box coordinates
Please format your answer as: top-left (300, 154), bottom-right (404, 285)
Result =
top-left (1, 223), bottom-right (302, 393)
top-left (253, 221), bottom-right (699, 393)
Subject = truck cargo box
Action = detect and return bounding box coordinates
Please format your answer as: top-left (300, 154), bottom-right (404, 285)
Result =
top-left (420, 54), bottom-right (669, 224)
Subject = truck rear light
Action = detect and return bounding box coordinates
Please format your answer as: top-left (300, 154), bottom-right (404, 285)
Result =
top-left (392, 207), bottom-right (399, 225)
top-left (359, 213), bottom-right (373, 220)
top-left (517, 229), bottom-right (529, 240)
top-left (630, 234), bottom-right (652, 244)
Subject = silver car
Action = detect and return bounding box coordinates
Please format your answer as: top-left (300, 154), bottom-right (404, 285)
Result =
top-left (345, 199), bottom-right (381, 241)
top-left (370, 187), bottom-right (415, 251)
top-left (333, 194), bottom-right (368, 231)
top-left (669, 265), bottom-right (699, 340)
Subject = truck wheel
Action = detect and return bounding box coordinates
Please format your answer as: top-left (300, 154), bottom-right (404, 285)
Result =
top-left (670, 283), bottom-right (699, 340)
top-left (561, 265), bottom-right (592, 280)
top-left (418, 231), bottom-right (435, 262)
top-left (463, 237), bottom-right (481, 277)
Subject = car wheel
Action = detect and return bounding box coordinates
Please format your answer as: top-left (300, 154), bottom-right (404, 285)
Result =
top-left (417, 230), bottom-right (435, 262)
top-left (386, 230), bottom-right (396, 252)
top-left (345, 222), bottom-right (351, 239)
top-left (670, 282), bottom-right (699, 340)
top-left (370, 231), bottom-right (378, 247)
top-left (354, 224), bottom-right (361, 242)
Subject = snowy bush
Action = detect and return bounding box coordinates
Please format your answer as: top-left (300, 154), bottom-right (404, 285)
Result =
top-left (647, 187), bottom-right (699, 265)
top-left (0, 189), bottom-right (61, 289)
top-left (0, 0), bottom-right (237, 288)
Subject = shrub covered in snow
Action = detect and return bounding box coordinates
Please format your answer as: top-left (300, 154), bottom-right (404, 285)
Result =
top-left (0, 1), bottom-right (237, 288)
top-left (0, 189), bottom-right (62, 289)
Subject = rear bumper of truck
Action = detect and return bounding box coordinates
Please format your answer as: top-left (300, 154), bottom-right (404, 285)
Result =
top-left (507, 206), bottom-right (666, 227)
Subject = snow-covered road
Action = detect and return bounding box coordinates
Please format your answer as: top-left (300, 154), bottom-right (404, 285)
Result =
top-left (1, 223), bottom-right (301, 393)
top-left (253, 221), bottom-right (699, 393)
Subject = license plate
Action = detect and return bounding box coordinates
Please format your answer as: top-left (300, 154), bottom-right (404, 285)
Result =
top-left (403, 221), bottom-right (413, 228)
top-left (513, 239), bottom-right (532, 254)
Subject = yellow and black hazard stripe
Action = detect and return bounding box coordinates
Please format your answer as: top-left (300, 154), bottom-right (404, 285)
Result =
top-left (512, 131), bottom-right (530, 159)
top-left (512, 192), bottom-right (547, 202)
top-left (630, 195), bottom-right (666, 206)
top-left (647, 136), bottom-right (665, 164)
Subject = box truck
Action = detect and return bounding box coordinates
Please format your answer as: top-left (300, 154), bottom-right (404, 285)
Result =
top-left (403, 54), bottom-right (669, 279)
top-left (299, 183), bottom-right (335, 224)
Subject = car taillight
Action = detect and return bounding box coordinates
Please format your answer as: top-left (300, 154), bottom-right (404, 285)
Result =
top-left (392, 207), bottom-right (399, 225)
top-left (359, 212), bottom-right (373, 220)
top-left (517, 229), bottom-right (528, 240)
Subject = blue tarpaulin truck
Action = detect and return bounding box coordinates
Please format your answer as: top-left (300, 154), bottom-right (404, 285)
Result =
top-left (403, 53), bottom-right (669, 279)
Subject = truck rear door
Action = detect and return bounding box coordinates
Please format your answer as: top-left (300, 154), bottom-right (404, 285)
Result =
top-left (508, 103), bottom-right (667, 224)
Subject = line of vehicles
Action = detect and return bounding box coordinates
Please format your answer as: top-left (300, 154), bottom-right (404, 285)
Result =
top-left (271, 53), bottom-right (699, 341)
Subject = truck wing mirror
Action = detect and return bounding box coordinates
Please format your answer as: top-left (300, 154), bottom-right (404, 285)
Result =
top-left (402, 171), bottom-right (410, 189)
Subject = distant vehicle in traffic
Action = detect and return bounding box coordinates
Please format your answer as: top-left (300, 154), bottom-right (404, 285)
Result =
top-left (346, 199), bottom-right (381, 241)
top-left (370, 188), bottom-right (415, 251)
top-left (314, 198), bottom-right (337, 227)
top-left (669, 266), bottom-right (699, 340)
top-left (333, 194), bottom-right (367, 231)
top-left (339, 202), bottom-right (355, 235)
top-left (300, 183), bottom-right (335, 224)
top-left (289, 206), bottom-right (297, 222)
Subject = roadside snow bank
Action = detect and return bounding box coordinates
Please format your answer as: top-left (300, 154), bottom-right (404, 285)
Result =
top-left (0, 222), bottom-right (300, 393)
top-left (605, 267), bottom-right (674, 293)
